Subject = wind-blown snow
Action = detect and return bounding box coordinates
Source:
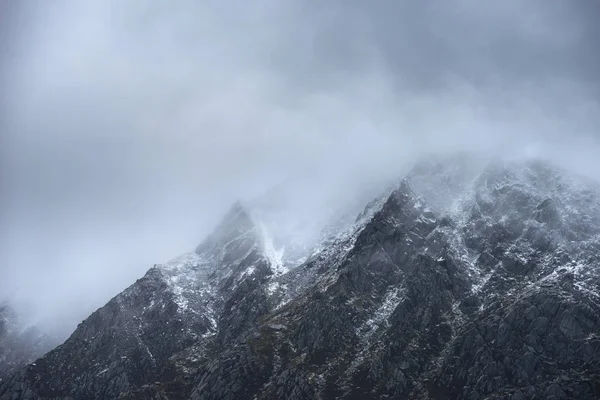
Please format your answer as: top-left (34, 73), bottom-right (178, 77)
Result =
top-left (259, 222), bottom-right (287, 276)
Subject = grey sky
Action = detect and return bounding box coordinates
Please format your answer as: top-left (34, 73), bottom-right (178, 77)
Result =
top-left (1, 0), bottom-right (599, 335)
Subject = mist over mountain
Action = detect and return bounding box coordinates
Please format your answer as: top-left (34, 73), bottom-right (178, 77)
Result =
top-left (2, 0), bottom-right (599, 338)
top-left (1, 0), bottom-right (600, 399)
top-left (1, 155), bottom-right (600, 399)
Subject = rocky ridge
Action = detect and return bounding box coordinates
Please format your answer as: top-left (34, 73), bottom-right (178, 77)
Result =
top-left (1, 156), bottom-right (599, 399)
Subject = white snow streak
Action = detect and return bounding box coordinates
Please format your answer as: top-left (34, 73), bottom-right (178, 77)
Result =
top-left (358, 286), bottom-right (406, 338)
top-left (259, 222), bottom-right (287, 276)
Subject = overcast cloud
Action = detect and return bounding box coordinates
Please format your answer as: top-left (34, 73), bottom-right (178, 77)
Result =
top-left (1, 0), bottom-right (599, 336)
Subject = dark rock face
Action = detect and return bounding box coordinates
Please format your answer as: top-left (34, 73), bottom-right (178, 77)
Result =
top-left (0, 205), bottom-right (273, 399)
top-left (2, 158), bottom-right (600, 399)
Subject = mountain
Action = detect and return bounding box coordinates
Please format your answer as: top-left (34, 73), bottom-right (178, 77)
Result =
top-left (0, 304), bottom-right (56, 379)
top-left (1, 156), bottom-right (600, 399)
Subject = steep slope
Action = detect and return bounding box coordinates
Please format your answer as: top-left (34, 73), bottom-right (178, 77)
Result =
top-left (188, 158), bottom-right (600, 399)
top-left (188, 179), bottom-right (467, 399)
top-left (430, 160), bottom-right (600, 399)
top-left (0, 305), bottom-right (56, 378)
top-left (0, 204), bottom-right (276, 399)
top-left (2, 157), bottom-right (600, 400)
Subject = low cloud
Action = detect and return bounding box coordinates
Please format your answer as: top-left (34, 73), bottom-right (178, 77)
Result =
top-left (1, 0), bottom-right (598, 336)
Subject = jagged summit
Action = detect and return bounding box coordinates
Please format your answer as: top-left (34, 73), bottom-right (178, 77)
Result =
top-left (191, 200), bottom-right (287, 280)
top-left (195, 201), bottom-right (257, 255)
top-left (2, 154), bottom-right (600, 399)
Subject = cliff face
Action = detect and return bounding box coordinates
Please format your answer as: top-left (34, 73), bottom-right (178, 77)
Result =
top-left (2, 158), bottom-right (599, 399)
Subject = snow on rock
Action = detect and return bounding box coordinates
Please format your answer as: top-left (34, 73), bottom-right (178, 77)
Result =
top-left (358, 286), bottom-right (406, 339)
top-left (157, 253), bottom-right (209, 313)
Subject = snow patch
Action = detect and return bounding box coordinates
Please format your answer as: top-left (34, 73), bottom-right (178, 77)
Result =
top-left (158, 253), bottom-right (205, 312)
top-left (267, 281), bottom-right (281, 296)
top-left (241, 266), bottom-right (256, 277)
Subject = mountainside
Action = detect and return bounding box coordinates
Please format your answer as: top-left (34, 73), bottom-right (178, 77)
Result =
top-left (1, 157), bottom-right (600, 399)
top-left (0, 304), bottom-right (55, 379)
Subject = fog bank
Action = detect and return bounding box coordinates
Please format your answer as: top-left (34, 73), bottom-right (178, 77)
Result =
top-left (1, 0), bottom-right (599, 336)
